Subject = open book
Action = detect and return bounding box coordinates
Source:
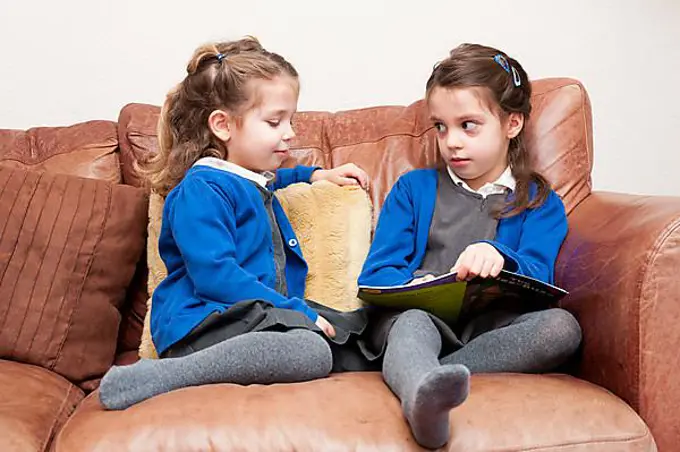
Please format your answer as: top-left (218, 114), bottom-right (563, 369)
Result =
top-left (357, 270), bottom-right (567, 325)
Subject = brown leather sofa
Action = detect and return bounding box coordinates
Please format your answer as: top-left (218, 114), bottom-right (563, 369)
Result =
top-left (1, 78), bottom-right (677, 451)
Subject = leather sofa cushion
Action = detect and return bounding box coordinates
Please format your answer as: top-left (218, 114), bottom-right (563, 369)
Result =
top-left (0, 121), bottom-right (121, 184)
top-left (0, 359), bottom-right (84, 452)
top-left (54, 373), bottom-right (653, 452)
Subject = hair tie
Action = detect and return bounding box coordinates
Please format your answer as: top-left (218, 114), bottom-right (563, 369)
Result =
top-left (216, 53), bottom-right (226, 63)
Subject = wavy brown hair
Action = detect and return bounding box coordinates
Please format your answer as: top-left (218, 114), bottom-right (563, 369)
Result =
top-left (426, 43), bottom-right (550, 217)
top-left (142, 37), bottom-right (299, 196)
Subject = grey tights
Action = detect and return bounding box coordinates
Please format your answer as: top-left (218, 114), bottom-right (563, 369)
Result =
top-left (99, 329), bottom-right (332, 410)
top-left (382, 308), bottom-right (581, 449)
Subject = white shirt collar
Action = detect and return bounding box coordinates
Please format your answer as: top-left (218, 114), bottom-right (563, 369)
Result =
top-left (446, 166), bottom-right (516, 198)
top-left (193, 157), bottom-right (274, 188)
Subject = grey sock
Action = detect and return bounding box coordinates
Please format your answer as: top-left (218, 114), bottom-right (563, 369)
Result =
top-left (383, 310), bottom-right (470, 449)
top-left (440, 308), bottom-right (582, 373)
top-left (99, 329), bottom-right (332, 410)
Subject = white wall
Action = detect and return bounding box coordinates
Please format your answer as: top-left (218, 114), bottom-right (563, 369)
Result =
top-left (1, 0), bottom-right (679, 196)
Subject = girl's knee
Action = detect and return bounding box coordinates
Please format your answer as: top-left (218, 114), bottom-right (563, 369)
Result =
top-left (290, 329), bottom-right (333, 369)
top-left (390, 309), bottom-right (433, 335)
top-left (540, 309), bottom-right (582, 354)
top-left (398, 309), bottom-right (431, 325)
top-left (388, 309), bottom-right (437, 343)
top-left (309, 336), bottom-right (333, 376)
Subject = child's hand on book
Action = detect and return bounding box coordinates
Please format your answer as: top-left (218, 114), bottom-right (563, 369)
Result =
top-left (451, 243), bottom-right (504, 281)
top-left (315, 315), bottom-right (336, 338)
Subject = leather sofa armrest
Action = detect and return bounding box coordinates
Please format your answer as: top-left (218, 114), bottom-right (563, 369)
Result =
top-left (556, 191), bottom-right (680, 449)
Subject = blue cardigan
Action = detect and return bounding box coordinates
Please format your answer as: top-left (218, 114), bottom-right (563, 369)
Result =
top-left (151, 165), bottom-right (319, 355)
top-left (358, 169), bottom-right (567, 287)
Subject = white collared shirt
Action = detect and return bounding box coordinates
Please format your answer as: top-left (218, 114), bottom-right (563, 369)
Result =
top-left (193, 157), bottom-right (274, 188)
top-left (446, 166), bottom-right (516, 198)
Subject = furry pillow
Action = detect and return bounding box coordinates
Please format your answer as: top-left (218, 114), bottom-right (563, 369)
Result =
top-left (139, 181), bottom-right (373, 359)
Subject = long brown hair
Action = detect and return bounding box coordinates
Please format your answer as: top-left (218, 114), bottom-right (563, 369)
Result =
top-left (426, 43), bottom-right (549, 217)
top-left (142, 36), bottom-right (299, 196)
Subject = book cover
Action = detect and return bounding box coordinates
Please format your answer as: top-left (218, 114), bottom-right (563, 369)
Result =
top-left (357, 270), bottom-right (567, 325)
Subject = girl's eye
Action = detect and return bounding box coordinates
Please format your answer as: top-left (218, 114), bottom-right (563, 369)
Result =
top-left (267, 120), bottom-right (280, 127)
top-left (434, 122), bottom-right (446, 133)
top-left (462, 121), bottom-right (478, 131)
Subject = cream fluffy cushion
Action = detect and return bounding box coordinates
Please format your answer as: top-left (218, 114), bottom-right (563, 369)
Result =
top-left (139, 181), bottom-right (373, 359)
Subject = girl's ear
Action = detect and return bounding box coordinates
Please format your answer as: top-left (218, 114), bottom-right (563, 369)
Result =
top-left (208, 110), bottom-right (232, 142)
top-left (506, 112), bottom-right (525, 139)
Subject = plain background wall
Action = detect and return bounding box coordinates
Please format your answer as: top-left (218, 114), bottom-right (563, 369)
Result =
top-left (1, 0), bottom-right (678, 195)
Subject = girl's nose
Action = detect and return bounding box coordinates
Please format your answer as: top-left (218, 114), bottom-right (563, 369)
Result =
top-left (282, 123), bottom-right (296, 141)
top-left (446, 131), bottom-right (463, 150)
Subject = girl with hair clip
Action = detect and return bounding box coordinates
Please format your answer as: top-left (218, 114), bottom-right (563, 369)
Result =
top-left (358, 44), bottom-right (583, 449)
top-left (99, 37), bottom-right (370, 410)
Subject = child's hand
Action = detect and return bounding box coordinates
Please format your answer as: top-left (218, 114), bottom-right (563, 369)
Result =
top-left (315, 315), bottom-right (336, 338)
top-left (451, 243), bottom-right (504, 281)
top-left (311, 164), bottom-right (369, 189)
top-left (408, 274), bottom-right (436, 286)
